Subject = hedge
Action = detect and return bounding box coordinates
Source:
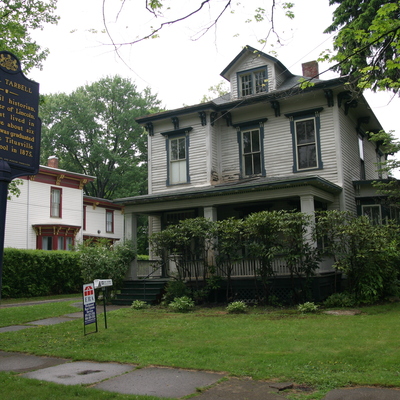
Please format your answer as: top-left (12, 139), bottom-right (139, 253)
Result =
top-left (2, 248), bottom-right (83, 298)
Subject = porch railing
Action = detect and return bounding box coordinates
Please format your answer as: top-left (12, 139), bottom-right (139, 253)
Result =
top-left (137, 260), bottom-right (163, 278)
top-left (138, 257), bottom-right (304, 279)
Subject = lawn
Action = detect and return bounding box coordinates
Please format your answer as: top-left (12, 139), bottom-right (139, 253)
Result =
top-left (1, 301), bottom-right (400, 399)
top-left (0, 300), bottom-right (80, 327)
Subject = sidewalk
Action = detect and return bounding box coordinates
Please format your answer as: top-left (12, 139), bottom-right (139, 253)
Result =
top-left (1, 300), bottom-right (400, 399)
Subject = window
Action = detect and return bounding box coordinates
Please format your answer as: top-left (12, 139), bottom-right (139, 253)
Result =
top-left (106, 210), bottom-right (114, 233)
top-left (34, 224), bottom-right (78, 250)
top-left (235, 119), bottom-right (267, 178)
top-left (162, 128), bottom-right (192, 186)
top-left (242, 129), bottom-right (262, 176)
top-left (359, 135), bottom-right (366, 180)
top-left (57, 236), bottom-right (64, 250)
top-left (50, 187), bottom-right (62, 218)
top-left (238, 67), bottom-right (268, 97)
top-left (286, 108), bottom-right (323, 172)
top-left (170, 136), bottom-right (187, 184)
top-left (362, 205), bottom-right (381, 225)
top-left (295, 119), bottom-right (317, 169)
top-left (66, 237), bottom-right (73, 250)
top-left (42, 236), bottom-right (53, 250)
top-left (83, 205), bottom-right (87, 231)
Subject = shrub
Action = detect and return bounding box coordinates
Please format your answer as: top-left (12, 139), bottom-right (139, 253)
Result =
top-left (168, 296), bottom-right (195, 312)
top-left (323, 292), bottom-right (356, 308)
top-left (297, 301), bottom-right (319, 314)
top-left (2, 249), bottom-right (82, 298)
top-left (77, 239), bottom-right (135, 292)
top-left (131, 300), bottom-right (149, 310)
top-left (162, 280), bottom-right (190, 304)
top-left (226, 300), bottom-right (248, 314)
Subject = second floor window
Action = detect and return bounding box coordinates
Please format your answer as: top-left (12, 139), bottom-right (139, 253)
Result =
top-left (50, 187), bottom-right (62, 218)
top-left (295, 118), bottom-right (317, 170)
top-left (238, 68), bottom-right (268, 97)
top-left (170, 136), bottom-right (187, 184)
top-left (242, 129), bottom-right (262, 176)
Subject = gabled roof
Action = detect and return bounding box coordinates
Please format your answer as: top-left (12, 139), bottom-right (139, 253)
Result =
top-left (220, 45), bottom-right (293, 81)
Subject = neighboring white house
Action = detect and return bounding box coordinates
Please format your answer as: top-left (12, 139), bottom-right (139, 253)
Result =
top-left (116, 46), bottom-right (392, 276)
top-left (5, 156), bottom-right (124, 250)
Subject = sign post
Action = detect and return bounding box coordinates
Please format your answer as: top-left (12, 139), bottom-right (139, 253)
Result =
top-left (83, 283), bottom-right (97, 335)
top-left (94, 279), bottom-right (113, 329)
top-left (0, 52), bottom-right (41, 300)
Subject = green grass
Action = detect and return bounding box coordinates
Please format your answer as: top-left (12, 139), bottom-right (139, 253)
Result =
top-left (0, 293), bottom-right (80, 305)
top-left (0, 301), bottom-right (81, 327)
top-left (0, 372), bottom-right (172, 400)
top-left (2, 306), bottom-right (400, 386)
top-left (1, 302), bottom-right (400, 399)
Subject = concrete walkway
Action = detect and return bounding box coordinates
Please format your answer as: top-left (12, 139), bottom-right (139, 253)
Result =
top-left (1, 299), bottom-right (400, 399)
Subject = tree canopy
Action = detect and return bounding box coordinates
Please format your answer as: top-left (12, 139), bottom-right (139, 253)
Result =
top-left (325, 0), bottom-right (400, 94)
top-left (0, 0), bottom-right (59, 72)
top-left (40, 75), bottom-right (162, 199)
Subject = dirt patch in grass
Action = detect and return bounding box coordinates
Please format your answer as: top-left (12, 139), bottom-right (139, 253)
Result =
top-left (323, 309), bottom-right (362, 316)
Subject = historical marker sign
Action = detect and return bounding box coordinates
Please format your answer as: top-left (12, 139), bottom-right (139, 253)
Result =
top-left (0, 51), bottom-right (41, 178)
top-left (0, 52), bottom-right (41, 300)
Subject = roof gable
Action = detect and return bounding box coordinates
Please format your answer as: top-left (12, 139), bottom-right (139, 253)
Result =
top-left (220, 45), bottom-right (293, 82)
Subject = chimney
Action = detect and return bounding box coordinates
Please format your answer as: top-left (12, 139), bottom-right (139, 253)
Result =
top-left (302, 61), bottom-right (319, 79)
top-left (47, 155), bottom-right (59, 169)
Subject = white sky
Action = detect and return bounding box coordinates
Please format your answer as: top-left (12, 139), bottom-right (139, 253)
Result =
top-left (28, 0), bottom-right (398, 134)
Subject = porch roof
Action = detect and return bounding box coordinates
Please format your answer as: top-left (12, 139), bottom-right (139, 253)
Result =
top-left (114, 175), bottom-right (342, 209)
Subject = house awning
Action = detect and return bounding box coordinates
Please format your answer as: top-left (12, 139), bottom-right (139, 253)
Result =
top-left (32, 224), bottom-right (81, 236)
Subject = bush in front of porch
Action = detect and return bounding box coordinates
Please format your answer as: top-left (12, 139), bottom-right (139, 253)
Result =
top-left (150, 210), bottom-right (400, 306)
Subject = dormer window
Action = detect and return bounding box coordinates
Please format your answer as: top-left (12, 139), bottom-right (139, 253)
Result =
top-left (238, 67), bottom-right (268, 97)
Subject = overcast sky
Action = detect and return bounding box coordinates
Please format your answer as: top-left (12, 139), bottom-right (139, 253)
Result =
top-left (28, 0), bottom-right (398, 134)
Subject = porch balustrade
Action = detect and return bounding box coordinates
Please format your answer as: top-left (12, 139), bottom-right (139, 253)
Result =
top-left (136, 257), bottom-right (294, 279)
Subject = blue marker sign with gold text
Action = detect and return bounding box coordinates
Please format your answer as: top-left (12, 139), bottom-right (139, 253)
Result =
top-left (0, 52), bottom-right (41, 301)
top-left (0, 51), bottom-right (40, 178)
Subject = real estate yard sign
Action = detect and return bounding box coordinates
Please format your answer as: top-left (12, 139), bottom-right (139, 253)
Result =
top-left (0, 52), bottom-right (41, 300)
top-left (83, 283), bottom-right (98, 335)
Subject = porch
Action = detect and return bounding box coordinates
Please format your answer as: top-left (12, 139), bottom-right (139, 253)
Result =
top-left (113, 258), bottom-right (339, 305)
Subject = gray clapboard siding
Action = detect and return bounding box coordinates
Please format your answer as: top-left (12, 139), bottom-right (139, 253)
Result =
top-left (338, 109), bottom-right (360, 213)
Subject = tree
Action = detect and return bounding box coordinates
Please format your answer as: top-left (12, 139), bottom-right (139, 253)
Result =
top-left (103, 1), bottom-right (295, 50)
top-left (40, 75), bottom-right (162, 199)
top-left (0, 0), bottom-right (59, 72)
top-left (369, 130), bottom-right (400, 207)
top-left (325, 0), bottom-right (400, 94)
top-left (200, 81), bottom-right (229, 103)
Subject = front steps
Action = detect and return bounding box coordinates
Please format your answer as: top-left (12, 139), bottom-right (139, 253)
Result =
top-left (112, 279), bottom-right (168, 305)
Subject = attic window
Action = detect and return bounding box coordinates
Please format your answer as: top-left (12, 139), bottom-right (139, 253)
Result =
top-left (237, 67), bottom-right (268, 97)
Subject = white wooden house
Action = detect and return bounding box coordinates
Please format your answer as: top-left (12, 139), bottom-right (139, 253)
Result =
top-left (115, 46), bottom-right (390, 286)
top-left (5, 156), bottom-right (124, 250)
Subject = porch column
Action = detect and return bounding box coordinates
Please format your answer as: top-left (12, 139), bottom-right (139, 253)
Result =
top-left (204, 206), bottom-right (217, 267)
top-left (300, 195), bottom-right (315, 244)
top-left (124, 212), bottom-right (138, 280)
top-left (204, 206), bottom-right (217, 222)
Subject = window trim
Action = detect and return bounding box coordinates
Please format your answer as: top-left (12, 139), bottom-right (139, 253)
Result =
top-left (161, 127), bottom-right (192, 186)
top-left (235, 119), bottom-right (267, 178)
top-left (237, 66), bottom-right (268, 98)
top-left (286, 108), bottom-right (323, 173)
top-left (50, 187), bottom-right (62, 218)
